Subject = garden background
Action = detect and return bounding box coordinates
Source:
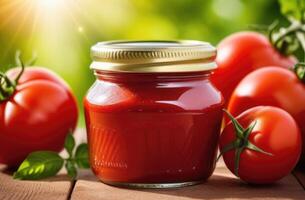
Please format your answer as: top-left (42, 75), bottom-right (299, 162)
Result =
top-left (0, 0), bottom-right (285, 125)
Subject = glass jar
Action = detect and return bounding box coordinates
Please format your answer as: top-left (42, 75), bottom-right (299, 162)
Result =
top-left (84, 41), bottom-right (224, 188)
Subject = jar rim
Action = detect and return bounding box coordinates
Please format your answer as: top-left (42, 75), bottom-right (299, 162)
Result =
top-left (90, 40), bottom-right (217, 73)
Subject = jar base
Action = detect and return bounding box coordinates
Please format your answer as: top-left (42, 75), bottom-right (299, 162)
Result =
top-left (100, 179), bottom-right (203, 189)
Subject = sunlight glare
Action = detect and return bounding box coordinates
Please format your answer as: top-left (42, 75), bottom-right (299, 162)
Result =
top-left (78, 26), bottom-right (84, 33)
top-left (35, 0), bottom-right (63, 9)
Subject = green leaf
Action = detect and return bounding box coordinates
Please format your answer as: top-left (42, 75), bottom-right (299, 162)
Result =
top-left (75, 143), bottom-right (90, 169)
top-left (65, 160), bottom-right (77, 179)
top-left (279, 0), bottom-right (305, 21)
top-left (13, 151), bottom-right (64, 180)
top-left (65, 133), bottom-right (75, 157)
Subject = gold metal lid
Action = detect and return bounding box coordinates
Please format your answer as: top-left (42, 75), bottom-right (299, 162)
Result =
top-left (90, 40), bottom-right (217, 73)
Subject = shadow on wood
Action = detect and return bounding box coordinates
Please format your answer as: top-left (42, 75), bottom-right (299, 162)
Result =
top-left (71, 167), bottom-right (305, 200)
top-left (0, 169), bottom-right (72, 200)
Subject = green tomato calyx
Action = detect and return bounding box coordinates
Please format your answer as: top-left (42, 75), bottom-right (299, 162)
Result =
top-left (294, 62), bottom-right (305, 83)
top-left (0, 59), bottom-right (24, 102)
top-left (217, 109), bottom-right (273, 177)
top-left (0, 51), bottom-right (37, 102)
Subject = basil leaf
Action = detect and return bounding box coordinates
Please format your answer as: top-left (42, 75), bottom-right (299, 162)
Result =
top-left (64, 133), bottom-right (75, 157)
top-left (279, 0), bottom-right (305, 21)
top-left (13, 151), bottom-right (64, 180)
top-left (65, 160), bottom-right (77, 179)
top-left (75, 143), bottom-right (90, 169)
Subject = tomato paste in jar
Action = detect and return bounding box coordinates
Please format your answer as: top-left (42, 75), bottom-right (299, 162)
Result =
top-left (84, 40), bottom-right (224, 188)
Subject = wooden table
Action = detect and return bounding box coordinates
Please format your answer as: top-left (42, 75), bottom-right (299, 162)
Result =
top-left (1, 130), bottom-right (305, 200)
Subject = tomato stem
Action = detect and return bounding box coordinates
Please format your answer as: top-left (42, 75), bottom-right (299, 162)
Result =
top-left (14, 59), bottom-right (25, 84)
top-left (267, 17), bottom-right (305, 56)
top-left (15, 50), bottom-right (37, 67)
top-left (0, 55), bottom-right (26, 102)
top-left (0, 76), bottom-right (7, 101)
top-left (272, 24), bottom-right (304, 48)
top-left (0, 74), bottom-right (16, 102)
top-left (268, 20), bottom-right (279, 44)
top-left (218, 109), bottom-right (273, 177)
top-left (296, 32), bottom-right (305, 62)
top-left (294, 63), bottom-right (305, 82)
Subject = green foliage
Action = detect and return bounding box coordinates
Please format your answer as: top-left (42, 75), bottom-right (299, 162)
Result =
top-left (65, 160), bottom-right (77, 179)
top-left (65, 132), bottom-right (75, 157)
top-left (14, 133), bottom-right (90, 180)
top-left (279, 0), bottom-right (305, 21)
top-left (75, 144), bottom-right (90, 169)
top-left (13, 151), bottom-right (64, 180)
top-left (0, 0), bottom-right (287, 127)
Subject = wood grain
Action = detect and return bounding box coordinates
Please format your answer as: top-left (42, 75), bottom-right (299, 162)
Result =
top-left (1, 129), bottom-right (305, 200)
top-left (0, 168), bottom-right (72, 200)
top-left (293, 168), bottom-right (305, 190)
top-left (0, 128), bottom-right (88, 200)
top-left (71, 163), bottom-right (305, 200)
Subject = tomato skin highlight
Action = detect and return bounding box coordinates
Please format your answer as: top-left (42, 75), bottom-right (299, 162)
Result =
top-left (228, 67), bottom-right (305, 164)
top-left (210, 32), bottom-right (297, 104)
top-left (220, 106), bottom-right (302, 184)
top-left (0, 67), bottom-right (78, 167)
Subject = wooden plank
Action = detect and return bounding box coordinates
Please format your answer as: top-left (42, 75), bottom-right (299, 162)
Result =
top-left (0, 128), bottom-right (304, 200)
top-left (293, 168), bottom-right (305, 190)
top-left (0, 166), bottom-right (72, 200)
top-left (71, 163), bottom-right (305, 200)
top-left (0, 128), bottom-right (87, 200)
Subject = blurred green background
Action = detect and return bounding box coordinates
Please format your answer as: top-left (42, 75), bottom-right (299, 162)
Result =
top-left (0, 0), bottom-right (285, 126)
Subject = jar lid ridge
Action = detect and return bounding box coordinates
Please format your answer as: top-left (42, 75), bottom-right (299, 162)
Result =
top-left (90, 40), bottom-right (217, 73)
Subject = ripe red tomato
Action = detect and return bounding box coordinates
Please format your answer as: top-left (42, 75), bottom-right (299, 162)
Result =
top-left (210, 32), bottom-right (296, 104)
top-left (228, 67), bottom-right (305, 164)
top-left (220, 106), bottom-right (301, 184)
top-left (0, 67), bottom-right (78, 167)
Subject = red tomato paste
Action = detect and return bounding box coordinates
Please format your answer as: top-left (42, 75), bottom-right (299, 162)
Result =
top-left (84, 41), bottom-right (223, 188)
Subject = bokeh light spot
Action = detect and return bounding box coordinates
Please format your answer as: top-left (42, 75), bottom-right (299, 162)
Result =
top-left (212, 0), bottom-right (243, 19)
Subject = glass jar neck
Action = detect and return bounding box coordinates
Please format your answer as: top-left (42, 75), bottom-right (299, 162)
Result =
top-left (94, 70), bottom-right (212, 83)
